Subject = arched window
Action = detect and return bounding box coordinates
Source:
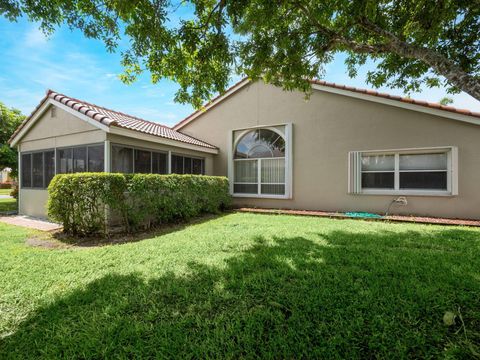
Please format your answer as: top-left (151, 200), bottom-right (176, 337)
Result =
top-left (232, 127), bottom-right (289, 196)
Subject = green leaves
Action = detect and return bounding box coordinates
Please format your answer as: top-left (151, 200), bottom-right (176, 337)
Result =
top-left (47, 173), bottom-right (231, 236)
top-left (3, 0), bottom-right (479, 105)
top-left (0, 101), bottom-right (25, 176)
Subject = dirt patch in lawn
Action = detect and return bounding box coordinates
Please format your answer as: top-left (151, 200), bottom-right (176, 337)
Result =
top-left (26, 233), bottom-right (71, 249)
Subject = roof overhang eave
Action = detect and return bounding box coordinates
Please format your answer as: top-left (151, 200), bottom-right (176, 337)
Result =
top-left (108, 127), bottom-right (219, 154)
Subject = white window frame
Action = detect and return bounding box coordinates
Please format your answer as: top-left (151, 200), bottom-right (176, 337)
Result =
top-left (228, 123), bottom-right (293, 199)
top-left (348, 146), bottom-right (458, 196)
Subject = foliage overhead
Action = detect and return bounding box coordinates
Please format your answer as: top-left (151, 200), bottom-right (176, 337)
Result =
top-left (1, 0), bottom-right (479, 107)
top-left (0, 101), bottom-right (25, 176)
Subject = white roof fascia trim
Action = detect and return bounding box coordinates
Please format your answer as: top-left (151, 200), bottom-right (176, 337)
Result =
top-left (109, 127), bottom-right (219, 154)
top-left (173, 79), bottom-right (251, 130)
top-left (50, 99), bottom-right (111, 132)
top-left (10, 98), bottom-right (111, 147)
top-left (311, 84), bottom-right (480, 126)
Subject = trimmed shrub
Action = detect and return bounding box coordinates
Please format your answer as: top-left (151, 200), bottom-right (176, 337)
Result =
top-left (48, 173), bottom-right (231, 236)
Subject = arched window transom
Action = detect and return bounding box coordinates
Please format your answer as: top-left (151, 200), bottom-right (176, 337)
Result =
top-left (231, 126), bottom-right (290, 197)
top-left (235, 129), bottom-right (285, 159)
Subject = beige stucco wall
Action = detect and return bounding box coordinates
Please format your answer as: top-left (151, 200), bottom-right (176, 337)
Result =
top-left (179, 81), bottom-right (480, 220)
top-left (19, 189), bottom-right (49, 218)
top-left (20, 106), bottom-right (106, 151)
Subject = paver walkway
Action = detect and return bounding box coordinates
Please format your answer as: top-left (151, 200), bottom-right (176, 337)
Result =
top-left (0, 215), bottom-right (62, 231)
top-left (237, 208), bottom-right (480, 227)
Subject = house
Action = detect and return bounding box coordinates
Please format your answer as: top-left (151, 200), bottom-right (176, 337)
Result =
top-left (9, 79), bottom-right (480, 220)
top-left (0, 168), bottom-right (12, 184)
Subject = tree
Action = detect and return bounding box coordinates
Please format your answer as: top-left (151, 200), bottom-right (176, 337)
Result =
top-left (0, 102), bottom-right (25, 177)
top-left (439, 97), bottom-right (454, 106)
top-left (1, 1), bottom-right (479, 107)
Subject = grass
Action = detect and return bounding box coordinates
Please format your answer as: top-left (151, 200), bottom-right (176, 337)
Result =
top-left (0, 198), bottom-right (16, 213)
top-left (0, 212), bottom-right (479, 358)
top-left (0, 188), bottom-right (12, 196)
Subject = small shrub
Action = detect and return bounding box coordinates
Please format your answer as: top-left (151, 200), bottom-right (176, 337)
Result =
top-left (48, 173), bottom-right (231, 236)
top-left (10, 184), bottom-right (18, 199)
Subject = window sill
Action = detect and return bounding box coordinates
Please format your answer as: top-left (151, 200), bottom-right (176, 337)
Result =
top-left (358, 189), bottom-right (455, 197)
top-left (232, 193), bottom-right (291, 199)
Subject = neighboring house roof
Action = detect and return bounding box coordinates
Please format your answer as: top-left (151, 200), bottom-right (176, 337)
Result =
top-left (9, 90), bottom-right (217, 150)
top-left (173, 78), bottom-right (480, 130)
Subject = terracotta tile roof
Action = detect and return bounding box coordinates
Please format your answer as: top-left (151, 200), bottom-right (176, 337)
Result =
top-left (10, 90), bottom-right (217, 149)
top-left (173, 78), bottom-right (480, 130)
top-left (310, 79), bottom-right (480, 119)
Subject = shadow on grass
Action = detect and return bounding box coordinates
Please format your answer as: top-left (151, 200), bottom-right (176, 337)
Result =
top-left (0, 198), bottom-right (17, 214)
top-left (1, 228), bottom-right (479, 358)
top-left (51, 212), bottom-right (231, 247)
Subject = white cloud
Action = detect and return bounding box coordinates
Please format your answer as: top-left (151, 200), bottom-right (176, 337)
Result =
top-left (24, 27), bottom-right (49, 48)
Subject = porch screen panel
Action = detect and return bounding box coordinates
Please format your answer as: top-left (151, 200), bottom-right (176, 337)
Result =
top-left (184, 157), bottom-right (192, 174)
top-left (73, 147), bottom-right (87, 172)
top-left (192, 158), bottom-right (203, 175)
top-left (171, 155), bottom-right (184, 174)
top-left (57, 148), bottom-right (73, 174)
top-left (152, 152), bottom-right (168, 174)
top-left (32, 152), bottom-right (44, 188)
top-left (112, 146), bottom-right (133, 173)
top-left (134, 149), bottom-right (152, 173)
top-left (44, 151), bottom-right (55, 187)
top-left (87, 145), bottom-right (104, 172)
top-left (21, 153), bottom-right (32, 188)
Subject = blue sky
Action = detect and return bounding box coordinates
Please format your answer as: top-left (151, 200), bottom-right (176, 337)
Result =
top-left (1, 16), bottom-right (479, 127)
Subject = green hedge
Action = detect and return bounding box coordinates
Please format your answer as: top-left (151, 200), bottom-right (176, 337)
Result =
top-left (47, 173), bottom-right (231, 236)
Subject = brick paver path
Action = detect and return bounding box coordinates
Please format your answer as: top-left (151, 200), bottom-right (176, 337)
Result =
top-left (0, 216), bottom-right (62, 231)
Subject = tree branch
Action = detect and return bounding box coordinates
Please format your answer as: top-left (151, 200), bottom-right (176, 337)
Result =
top-left (292, 1), bottom-right (480, 100)
top-left (358, 17), bottom-right (480, 100)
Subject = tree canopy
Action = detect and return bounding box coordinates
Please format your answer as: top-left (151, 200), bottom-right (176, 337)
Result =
top-left (0, 102), bottom-right (25, 176)
top-left (1, 0), bottom-right (479, 107)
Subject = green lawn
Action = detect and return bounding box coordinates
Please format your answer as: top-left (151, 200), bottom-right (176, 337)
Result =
top-left (0, 188), bottom-right (12, 196)
top-left (0, 197), bottom-right (16, 212)
top-left (0, 213), bottom-right (479, 358)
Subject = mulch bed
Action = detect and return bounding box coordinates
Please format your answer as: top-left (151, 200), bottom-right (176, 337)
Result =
top-left (237, 208), bottom-right (480, 227)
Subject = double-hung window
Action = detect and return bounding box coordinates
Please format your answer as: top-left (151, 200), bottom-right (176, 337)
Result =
top-left (231, 124), bottom-right (292, 198)
top-left (349, 147), bottom-right (458, 196)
